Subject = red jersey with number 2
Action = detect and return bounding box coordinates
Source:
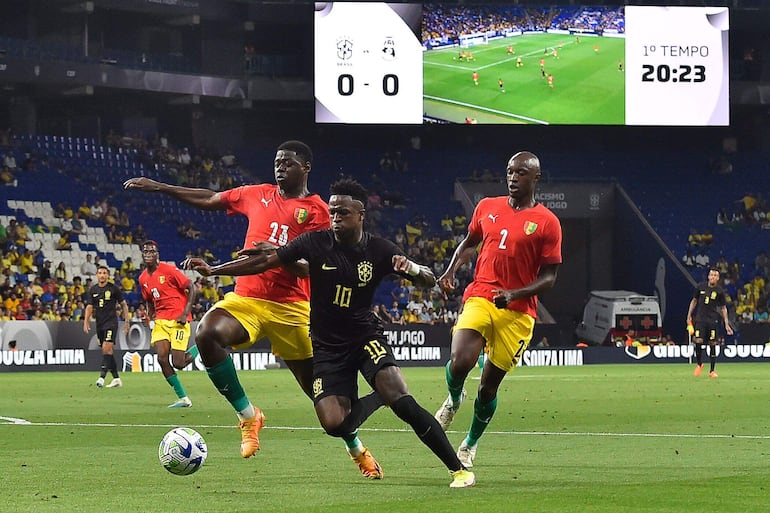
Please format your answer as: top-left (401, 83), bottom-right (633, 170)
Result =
top-left (463, 197), bottom-right (562, 318)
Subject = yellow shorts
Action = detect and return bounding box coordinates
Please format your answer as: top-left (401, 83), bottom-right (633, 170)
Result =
top-left (454, 296), bottom-right (535, 372)
top-left (212, 292), bottom-right (312, 360)
top-left (151, 319), bottom-right (192, 352)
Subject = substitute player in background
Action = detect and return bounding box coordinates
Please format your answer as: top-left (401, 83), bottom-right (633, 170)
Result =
top-left (138, 240), bottom-right (197, 408)
top-left (124, 141), bottom-right (383, 478)
top-left (186, 178), bottom-right (475, 488)
top-left (687, 267), bottom-right (732, 378)
top-left (434, 151), bottom-right (562, 469)
top-left (84, 265), bottom-right (130, 388)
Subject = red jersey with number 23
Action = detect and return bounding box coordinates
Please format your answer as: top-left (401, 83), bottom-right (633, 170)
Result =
top-left (219, 183), bottom-right (330, 302)
top-left (463, 197), bottom-right (562, 318)
top-left (139, 262), bottom-right (192, 321)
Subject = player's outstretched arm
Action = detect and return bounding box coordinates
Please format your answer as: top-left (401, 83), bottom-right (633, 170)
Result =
top-left (123, 177), bottom-right (224, 210)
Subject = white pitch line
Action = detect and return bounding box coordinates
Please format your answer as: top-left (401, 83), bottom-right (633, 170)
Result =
top-left (2, 418), bottom-right (769, 440)
top-left (423, 94), bottom-right (549, 124)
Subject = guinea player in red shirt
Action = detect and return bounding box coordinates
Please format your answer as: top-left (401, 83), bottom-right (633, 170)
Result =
top-left (434, 151), bottom-right (562, 469)
top-left (138, 240), bottom-right (196, 408)
top-left (124, 141), bottom-right (383, 478)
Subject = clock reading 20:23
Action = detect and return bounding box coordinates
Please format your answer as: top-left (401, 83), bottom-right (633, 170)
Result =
top-left (314, 2), bottom-right (423, 124)
top-left (625, 6), bottom-right (729, 126)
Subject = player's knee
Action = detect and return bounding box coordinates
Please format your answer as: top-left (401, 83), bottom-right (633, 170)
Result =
top-left (171, 353), bottom-right (189, 369)
top-left (323, 422), bottom-right (349, 438)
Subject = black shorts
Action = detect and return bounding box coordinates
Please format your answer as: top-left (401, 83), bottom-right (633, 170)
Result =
top-left (694, 322), bottom-right (719, 343)
top-left (311, 336), bottom-right (397, 404)
top-left (98, 327), bottom-right (118, 346)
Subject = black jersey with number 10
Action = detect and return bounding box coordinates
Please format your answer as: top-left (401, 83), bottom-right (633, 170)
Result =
top-left (276, 229), bottom-right (407, 350)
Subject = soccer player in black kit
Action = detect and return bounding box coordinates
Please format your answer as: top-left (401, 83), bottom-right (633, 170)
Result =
top-left (686, 267), bottom-right (733, 378)
top-left (183, 177), bottom-right (475, 488)
top-left (84, 265), bottom-right (130, 388)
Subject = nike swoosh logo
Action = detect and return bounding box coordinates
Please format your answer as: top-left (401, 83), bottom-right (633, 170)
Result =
top-left (321, 264), bottom-right (337, 271)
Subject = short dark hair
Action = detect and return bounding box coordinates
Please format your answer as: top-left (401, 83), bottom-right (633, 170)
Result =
top-left (277, 140), bottom-right (312, 166)
top-left (330, 177), bottom-right (368, 207)
top-left (143, 240), bottom-right (159, 250)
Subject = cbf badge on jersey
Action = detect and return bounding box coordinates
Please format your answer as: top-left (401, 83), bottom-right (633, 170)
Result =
top-left (357, 261), bottom-right (373, 284)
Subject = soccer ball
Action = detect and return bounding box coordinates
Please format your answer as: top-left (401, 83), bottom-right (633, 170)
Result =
top-left (158, 427), bottom-right (208, 475)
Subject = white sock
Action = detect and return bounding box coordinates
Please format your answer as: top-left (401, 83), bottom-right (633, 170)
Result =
top-left (236, 403), bottom-right (256, 421)
top-left (346, 439), bottom-right (364, 457)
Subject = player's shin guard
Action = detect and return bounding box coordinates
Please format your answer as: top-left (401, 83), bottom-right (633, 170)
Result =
top-left (100, 354), bottom-right (111, 378)
top-left (466, 396), bottom-right (497, 446)
top-left (206, 358), bottom-right (250, 412)
top-left (392, 395), bottom-right (463, 471)
top-left (445, 361), bottom-right (466, 403)
top-left (109, 354), bottom-right (119, 378)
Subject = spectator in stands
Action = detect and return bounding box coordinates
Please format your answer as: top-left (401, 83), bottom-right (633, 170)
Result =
top-left (13, 304), bottom-right (28, 320)
top-left (118, 210), bottom-right (130, 229)
top-left (104, 205), bottom-right (119, 228)
top-left (400, 307), bottom-right (418, 324)
top-left (40, 304), bottom-right (56, 320)
top-left (220, 149), bottom-right (236, 168)
top-left (80, 253), bottom-right (97, 277)
top-left (120, 257), bottom-right (136, 277)
top-left (14, 220), bottom-right (31, 248)
top-left (417, 306), bottom-right (434, 324)
top-left (715, 255), bottom-right (730, 277)
top-left (386, 301), bottom-right (404, 325)
top-left (90, 199), bottom-right (104, 220)
top-left (17, 248), bottom-right (35, 274)
top-left (132, 224), bottom-right (148, 245)
top-left (178, 147), bottom-right (191, 167)
top-left (77, 200), bottom-right (91, 220)
top-left (695, 249), bottom-right (710, 269)
top-left (0, 165), bottom-right (15, 186)
top-left (69, 276), bottom-right (86, 303)
top-left (198, 278), bottom-right (219, 309)
top-left (3, 151), bottom-right (17, 170)
top-left (682, 250), bottom-right (697, 268)
top-left (177, 221), bottom-right (201, 240)
top-left (53, 261), bottom-right (67, 282)
top-left (38, 260), bottom-right (53, 283)
top-left (70, 213), bottom-right (85, 235)
top-left (56, 232), bottom-right (72, 251)
top-left (120, 270), bottom-right (139, 307)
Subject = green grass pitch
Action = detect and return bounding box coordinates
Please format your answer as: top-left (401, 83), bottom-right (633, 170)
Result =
top-left (1, 363), bottom-right (769, 513)
top-left (423, 34), bottom-right (625, 124)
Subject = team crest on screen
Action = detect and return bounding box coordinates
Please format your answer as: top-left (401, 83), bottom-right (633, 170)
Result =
top-left (294, 208), bottom-right (309, 224)
top-left (524, 221), bottom-right (538, 235)
top-left (357, 261), bottom-right (373, 284)
top-left (105, 291), bottom-right (111, 300)
top-left (159, 276), bottom-right (166, 284)
top-left (336, 37), bottom-right (353, 61)
top-left (381, 38), bottom-right (396, 61)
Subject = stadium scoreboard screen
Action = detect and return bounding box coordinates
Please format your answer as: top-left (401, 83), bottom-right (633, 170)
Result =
top-left (314, 3), bottom-right (729, 126)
